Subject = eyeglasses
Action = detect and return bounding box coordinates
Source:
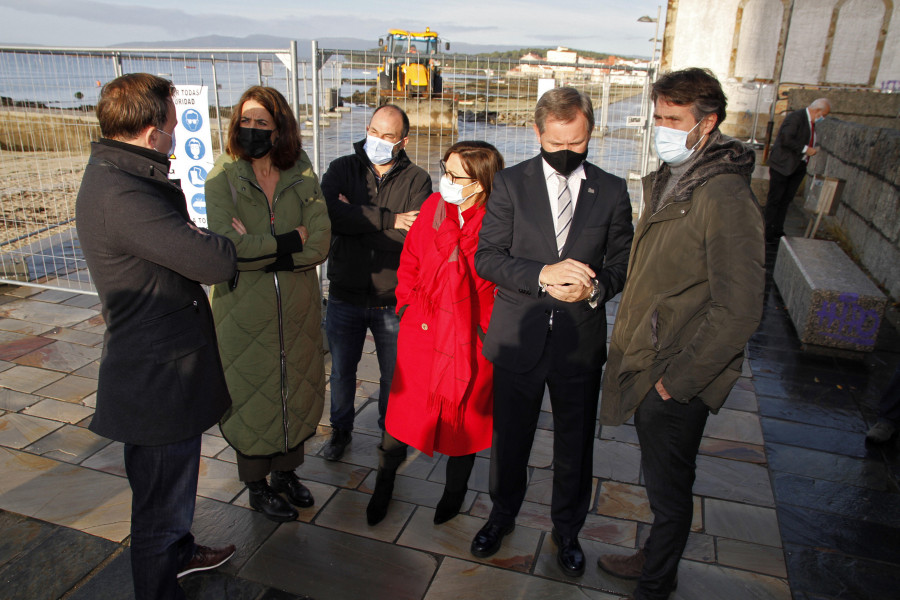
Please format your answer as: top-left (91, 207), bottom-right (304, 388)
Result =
top-left (440, 160), bottom-right (476, 185)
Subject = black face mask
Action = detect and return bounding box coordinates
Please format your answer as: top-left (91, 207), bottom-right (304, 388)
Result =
top-left (237, 126), bottom-right (274, 159)
top-left (540, 147), bottom-right (588, 176)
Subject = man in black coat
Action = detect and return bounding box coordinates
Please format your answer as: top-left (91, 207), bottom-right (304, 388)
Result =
top-left (76, 73), bottom-right (238, 600)
top-left (472, 87), bottom-right (634, 577)
top-left (764, 97), bottom-right (831, 241)
top-left (319, 105), bottom-right (432, 460)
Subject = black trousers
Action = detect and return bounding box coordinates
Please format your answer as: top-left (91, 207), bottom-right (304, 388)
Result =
top-left (634, 388), bottom-right (710, 600)
top-left (488, 344), bottom-right (601, 538)
top-left (764, 163), bottom-right (806, 240)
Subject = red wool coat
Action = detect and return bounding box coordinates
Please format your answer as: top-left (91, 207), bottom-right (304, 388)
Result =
top-left (385, 193), bottom-right (496, 456)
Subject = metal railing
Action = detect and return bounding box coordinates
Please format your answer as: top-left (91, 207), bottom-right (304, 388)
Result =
top-left (0, 43), bottom-right (653, 294)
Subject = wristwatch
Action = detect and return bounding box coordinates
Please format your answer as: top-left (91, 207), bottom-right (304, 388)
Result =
top-left (587, 278), bottom-right (601, 307)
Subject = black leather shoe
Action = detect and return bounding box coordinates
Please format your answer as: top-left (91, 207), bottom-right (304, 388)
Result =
top-left (470, 520), bottom-right (514, 558)
top-left (270, 470), bottom-right (314, 508)
top-left (323, 428), bottom-right (351, 461)
top-left (246, 479), bottom-right (298, 523)
top-left (552, 529), bottom-right (585, 577)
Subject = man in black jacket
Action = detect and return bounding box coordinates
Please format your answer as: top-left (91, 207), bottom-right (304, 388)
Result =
top-left (76, 73), bottom-right (237, 600)
top-left (320, 105), bottom-right (432, 460)
top-left (764, 97), bottom-right (831, 242)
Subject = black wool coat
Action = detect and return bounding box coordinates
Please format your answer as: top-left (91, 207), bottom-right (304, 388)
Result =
top-left (76, 139), bottom-right (237, 446)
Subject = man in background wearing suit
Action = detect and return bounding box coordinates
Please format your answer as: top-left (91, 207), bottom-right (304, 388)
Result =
top-left (764, 97), bottom-right (831, 242)
top-left (76, 73), bottom-right (238, 600)
top-left (472, 87), bottom-right (634, 577)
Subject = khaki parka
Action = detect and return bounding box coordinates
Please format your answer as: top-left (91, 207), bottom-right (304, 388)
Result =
top-left (206, 150), bottom-right (330, 457)
top-left (599, 131), bottom-right (765, 426)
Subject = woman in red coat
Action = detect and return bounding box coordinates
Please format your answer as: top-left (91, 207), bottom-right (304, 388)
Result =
top-left (367, 141), bottom-right (504, 526)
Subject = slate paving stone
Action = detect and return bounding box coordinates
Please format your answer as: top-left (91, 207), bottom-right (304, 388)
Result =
top-left (698, 438), bottom-right (766, 463)
top-left (66, 549), bottom-right (133, 600)
top-left (23, 397), bottom-right (94, 423)
top-left (0, 364), bottom-right (65, 393)
top-left (0, 388), bottom-right (42, 412)
top-left (760, 417), bottom-right (869, 458)
top-left (0, 523), bottom-right (117, 600)
top-left (197, 457), bottom-right (246, 503)
top-left (14, 339), bottom-right (102, 373)
top-left (0, 510), bottom-right (56, 568)
top-left (766, 442), bottom-right (890, 491)
top-left (757, 395), bottom-right (869, 432)
top-left (782, 543), bottom-right (900, 600)
top-left (777, 504), bottom-right (900, 565)
top-left (723, 387), bottom-right (759, 412)
top-left (667, 558), bottom-right (791, 600)
top-left (200, 433), bottom-right (229, 458)
top-left (81, 440), bottom-right (126, 477)
top-left (296, 455), bottom-right (371, 490)
top-left (72, 360), bottom-right (100, 379)
top-left (424, 557), bottom-right (616, 600)
top-left (41, 326), bottom-right (104, 347)
top-left (30, 373), bottom-right (97, 403)
top-left (692, 455), bottom-right (775, 506)
top-left (716, 538), bottom-right (787, 578)
top-left (0, 333), bottom-right (55, 361)
top-left (703, 498), bottom-right (781, 547)
top-left (427, 454), bottom-right (490, 493)
top-left (24, 423), bottom-right (110, 464)
top-left (0, 412), bottom-right (62, 448)
top-left (0, 300), bottom-right (98, 328)
top-left (592, 438), bottom-right (642, 484)
top-left (314, 488), bottom-right (415, 543)
top-left (0, 318), bottom-right (53, 335)
top-left (634, 526), bottom-right (714, 563)
top-left (32, 290), bottom-right (78, 304)
top-left (598, 423), bottom-right (639, 444)
top-left (767, 472), bottom-right (900, 528)
top-left (703, 407), bottom-right (764, 445)
top-left (240, 520), bottom-right (438, 600)
top-left (398, 509), bottom-right (541, 573)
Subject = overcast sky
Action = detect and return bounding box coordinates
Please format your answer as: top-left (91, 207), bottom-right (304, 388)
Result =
top-left (0, 0), bottom-right (666, 56)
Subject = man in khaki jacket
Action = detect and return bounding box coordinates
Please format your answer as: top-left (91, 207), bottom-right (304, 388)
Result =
top-left (597, 68), bottom-right (765, 600)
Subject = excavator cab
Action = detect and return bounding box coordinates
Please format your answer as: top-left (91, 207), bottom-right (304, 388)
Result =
top-left (377, 28), bottom-right (448, 99)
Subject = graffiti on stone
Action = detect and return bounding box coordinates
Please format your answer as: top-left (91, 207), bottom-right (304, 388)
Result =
top-left (815, 293), bottom-right (880, 347)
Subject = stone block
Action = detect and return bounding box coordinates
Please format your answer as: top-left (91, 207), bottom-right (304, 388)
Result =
top-left (773, 237), bottom-right (886, 351)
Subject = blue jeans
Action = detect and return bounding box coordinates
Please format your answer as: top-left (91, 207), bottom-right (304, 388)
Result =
top-left (325, 297), bottom-right (399, 430)
top-left (124, 435), bottom-right (201, 600)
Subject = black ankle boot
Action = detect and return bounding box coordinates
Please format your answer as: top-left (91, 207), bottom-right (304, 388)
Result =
top-left (246, 479), bottom-right (298, 523)
top-left (270, 470), bottom-right (314, 508)
top-left (366, 444), bottom-right (406, 526)
top-left (434, 453), bottom-right (475, 524)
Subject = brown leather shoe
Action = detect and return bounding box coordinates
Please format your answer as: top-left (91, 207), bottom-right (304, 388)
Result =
top-left (177, 544), bottom-right (236, 578)
top-left (597, 549), bottom-right (645, 580)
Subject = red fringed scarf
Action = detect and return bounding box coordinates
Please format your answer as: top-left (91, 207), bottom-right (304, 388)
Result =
top-left (414, 200), bottom-right (485, 430)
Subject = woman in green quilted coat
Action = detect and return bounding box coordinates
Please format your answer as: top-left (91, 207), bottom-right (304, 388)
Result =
top-left (205, 87), bottom-right (330, 523)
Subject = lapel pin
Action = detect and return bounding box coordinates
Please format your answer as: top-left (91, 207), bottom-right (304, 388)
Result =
top-left (588, 187), bottom-right (595, 194)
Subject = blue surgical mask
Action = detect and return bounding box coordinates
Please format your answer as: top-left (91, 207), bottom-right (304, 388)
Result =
top-left (654, 120), bottom-right (704, 166)
top-left (815, 116), bottom-right (825, 124)
top-left (439, 175), bottom-right (478, 206)
top-left (363, 135), bottom-right (401, 165)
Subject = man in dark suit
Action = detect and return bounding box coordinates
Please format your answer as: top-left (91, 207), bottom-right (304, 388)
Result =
top-left (472, 86), bottom-right (634, 577)
top-left (76, 73), bottom-right (238, 600)
top-left (764, 97), bottom-right (831, 241)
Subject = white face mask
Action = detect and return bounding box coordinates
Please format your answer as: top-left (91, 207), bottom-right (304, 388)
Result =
top-left (363, 135), bottom-right (401, 165)
top-left (439, 175), bottom-right (479, 206)
top-left (654, 120), bottom-right (704, 166)
top-left (156, 128), bottom-right (176, 157)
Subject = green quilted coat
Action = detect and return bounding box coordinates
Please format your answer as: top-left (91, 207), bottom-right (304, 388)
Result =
top-left (206, 150), bottom-right (330, 457)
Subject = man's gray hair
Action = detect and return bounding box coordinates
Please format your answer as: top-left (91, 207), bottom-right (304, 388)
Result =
top-left (809, 98), bottom-right (831, 112)
top-left (534, 87), bottom-right (595, 133)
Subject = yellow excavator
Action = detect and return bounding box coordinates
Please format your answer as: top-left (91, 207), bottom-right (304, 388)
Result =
top-left (376, 28), bottom-right (456, 132)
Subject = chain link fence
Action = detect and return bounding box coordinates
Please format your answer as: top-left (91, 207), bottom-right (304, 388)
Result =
top-left (0, 43), bottom-right (653, 294)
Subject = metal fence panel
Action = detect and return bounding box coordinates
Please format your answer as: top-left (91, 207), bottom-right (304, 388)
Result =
top-left (0, 44), bottom-right (652, 295)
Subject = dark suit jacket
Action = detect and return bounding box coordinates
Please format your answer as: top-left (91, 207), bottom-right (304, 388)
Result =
top-left (76, 139), bottom-right (237, 446)
top-left (768, 109), bottom-right (812, 177)
top-left (475, 156), bottom-right (634, 375)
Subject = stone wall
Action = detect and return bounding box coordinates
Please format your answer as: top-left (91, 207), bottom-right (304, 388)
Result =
top-left (809, 118), bottom-right (900, 299)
